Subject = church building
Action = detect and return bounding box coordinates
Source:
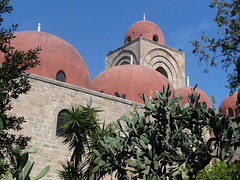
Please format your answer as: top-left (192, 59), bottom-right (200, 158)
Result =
top-left (1, 17), bottom-right (236, 179)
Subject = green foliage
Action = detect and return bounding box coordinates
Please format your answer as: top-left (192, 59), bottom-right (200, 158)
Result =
top-left (0, 0), bottom-right (40, 175)
top-left (197, 159), bottom-right (240, 180)
top-left (58, 159), bottom-right (83, 180)
top-left (83, 122), bottom-right (115, 179)
top-left (191, 0), bottom-right (240, 92)
top-left (2, 147), bottom-right (50, 180)
top-left (90, 85), bottom-right (240, 180)
top-left (58, 105), bottom-right (115, 180)
top-left (59, 105), bottom-right (102, 169)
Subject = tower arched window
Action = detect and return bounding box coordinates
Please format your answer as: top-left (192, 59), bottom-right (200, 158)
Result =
top-left (56, 109), bottom-right (69, 136)
top-left (56, 70), bottom-right (66, 82)
top-left (120, 61), bottom-right (130, 65)
top-left (156, 67), bottom-right (168, 79)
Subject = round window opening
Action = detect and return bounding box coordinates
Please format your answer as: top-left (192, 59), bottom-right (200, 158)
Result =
top-left (56, 70), bottom-right (66, 82)
top-left (153, 35), bottom-right (158, 42)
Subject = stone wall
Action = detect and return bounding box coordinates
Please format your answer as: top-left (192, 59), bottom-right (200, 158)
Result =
top-left (105, 37), bottom-right (185, 89)
top-left (140, 38), bottom-right (185, 89)
top-left (9, 74), bottom-right (138, 179)
top-left (105, 37), bottom-right (141, 68)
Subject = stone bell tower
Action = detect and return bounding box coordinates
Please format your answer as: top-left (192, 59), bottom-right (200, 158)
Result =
top-left (105, 16), bottom-right (185, 89)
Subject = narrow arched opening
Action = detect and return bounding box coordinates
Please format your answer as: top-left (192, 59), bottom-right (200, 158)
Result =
top-left (156, 67), bottom-right (168, 79)
top-left (120, 61), bottom-right (130, 65)
top-left (127, 36), bottom-right (131, 43)
top-left (56, 70), bottom-right (66, 82)
top-left (56, 109), bottom-right (69, 136)
top-left (153, 35), bottom-right (158, 42)
top-left (228, 108), bottom-right (234, 117)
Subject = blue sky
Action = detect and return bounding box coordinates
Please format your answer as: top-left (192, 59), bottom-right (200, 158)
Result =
top-left (5, 0), bottom-right (232, 108)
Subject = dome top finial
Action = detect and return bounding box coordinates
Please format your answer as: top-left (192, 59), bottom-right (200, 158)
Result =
top-left (143, 14), bottom-right (146, 21)
top-left (37, 23), bottom-right (41, 32)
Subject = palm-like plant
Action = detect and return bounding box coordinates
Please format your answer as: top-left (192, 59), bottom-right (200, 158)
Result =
top-left (58, 159), bottom-right (83, 180)
top-left (58, 105), bottom-right (116, 179)
top-left (59, 105), bottom-right (101, 171)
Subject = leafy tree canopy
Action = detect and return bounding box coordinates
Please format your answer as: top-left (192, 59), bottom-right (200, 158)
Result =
top-left (0, 0), bottom-right (40, 175)
top-left (191, 0), bottom-right (240, 92)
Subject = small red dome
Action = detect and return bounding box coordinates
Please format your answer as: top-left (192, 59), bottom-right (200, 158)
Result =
top-left (219, 92), bottom-right (238, 117)
top-left (124, 20), bottom-right (164, 44)
top-left (91, 65), bottom-right (173, 103)
top-left (176, 86), bottom-right (212, 109)
top-left (1, 31), bottom-right (91, 88)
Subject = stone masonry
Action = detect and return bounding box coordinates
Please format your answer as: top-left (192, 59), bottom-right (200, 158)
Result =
top-left (105, 37), bottom-right (185, 89)
top-left (9, 74), bottom-right (138, 179)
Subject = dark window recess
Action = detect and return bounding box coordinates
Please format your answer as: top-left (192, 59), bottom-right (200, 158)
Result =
top-left (156, 67), bottom-right (168, 79)
top-left (56, 70), bottom-right (66, 82)
top-left (115, 92), bottom-right (120, 97)
top-left (202, 102), bottom-right (207, 109)
top-left (228, 108), bottom-right (234, 117)
top-left (56, 109), bottom-right (69, 136)
top-left (127, 36), bottom-right (131, 42)
top-left (115, 92), bottom-right (126, 99)
top-left (120, 61), bottom-right (130, 65)
top-left (153, 35), bottom-right (158, 42)
top-left (121, 94), bottom-right (126, 99)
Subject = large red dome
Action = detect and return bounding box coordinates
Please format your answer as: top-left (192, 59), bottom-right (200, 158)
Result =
top-left (91, 65), bottom-right (173, 103)
top-left (124, 20), bottom-right (164, 44)
top-left (219, 92), bottom-right (238, 117)
top-left (175, 86), bottom-right (212, 109)
top-left (1, 31), bottom-right (91, 88)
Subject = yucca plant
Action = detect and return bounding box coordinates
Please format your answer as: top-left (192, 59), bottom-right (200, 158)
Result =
top-left (59, 105), bottom-right (101, 170)
top-left (58, 105), bottom-right (114, 180)
top-left (58, 159), bottom-right (82, 180)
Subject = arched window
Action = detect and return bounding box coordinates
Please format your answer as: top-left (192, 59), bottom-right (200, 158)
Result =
top-left (153, 35), bottom-right (158, 42)
top-left (202, 102), bottom-right (207, 109)
top-left (228, 108), bottom-right (234, 117)
top-left (56, 109), bottom-right (69, 136)
top-left (156, 67), bottom-right (168, 79)
top-left (127, 36), bottom-right (131, 42)
top-left (56, 70), bottom-right (66, 82)
top-left (120, 61), bottom-right (130, 65)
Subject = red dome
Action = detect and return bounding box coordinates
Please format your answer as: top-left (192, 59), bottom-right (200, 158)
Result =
top-left (91, 65), bottom-right (173, 103)
top-left (219, 92), bottom-right (238, 117)
top-left (2, 31), bottom-right (91, 88)
top-left (176, 86), bottom-right (212, 109)
top-left (124, 20), bottom-right (164, 44)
